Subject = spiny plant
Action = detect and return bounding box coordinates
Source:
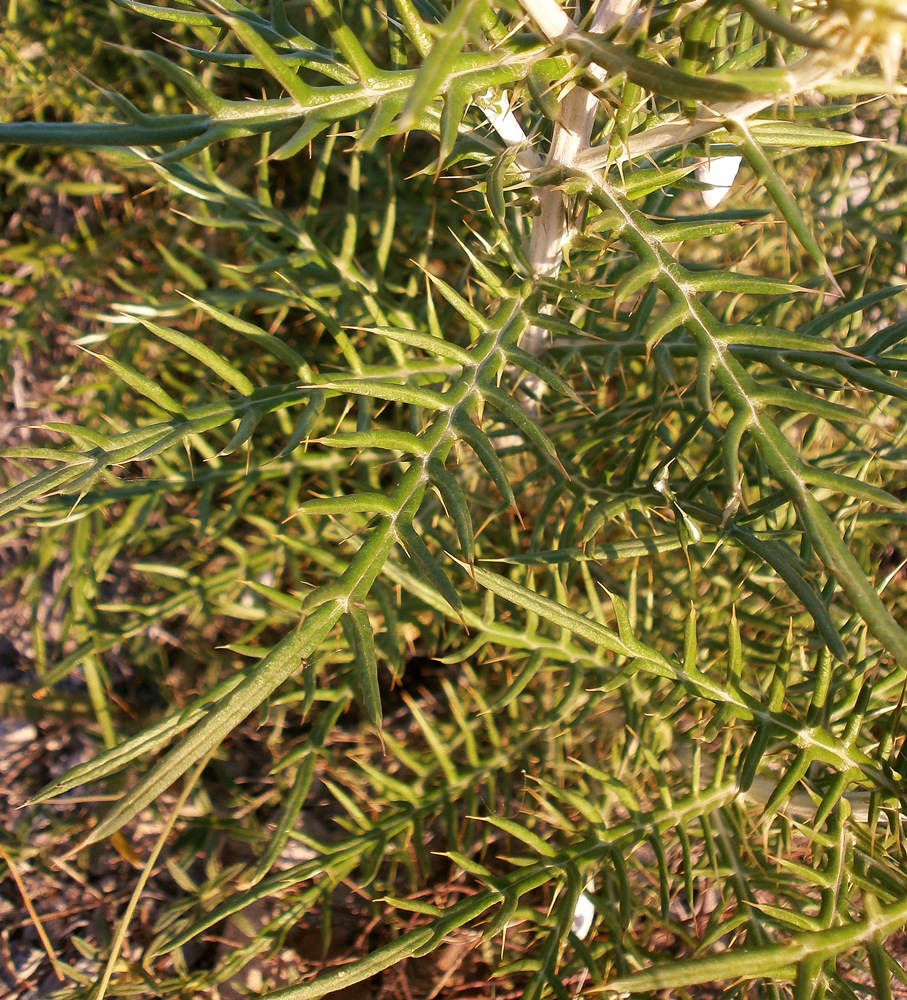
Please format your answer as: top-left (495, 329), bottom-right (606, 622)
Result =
top-left (2, 0), bottom-right (907, 996)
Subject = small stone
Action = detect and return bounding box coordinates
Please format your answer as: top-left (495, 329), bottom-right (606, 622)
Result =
top-left (0, 718), bottom-right (38, 753)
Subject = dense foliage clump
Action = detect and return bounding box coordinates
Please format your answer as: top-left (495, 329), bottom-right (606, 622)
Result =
top-left (2, 0), bottom-right (907, 996)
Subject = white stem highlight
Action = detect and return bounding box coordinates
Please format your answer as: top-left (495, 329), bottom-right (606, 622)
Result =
top-left (519, 0), bottom-right (636, 370)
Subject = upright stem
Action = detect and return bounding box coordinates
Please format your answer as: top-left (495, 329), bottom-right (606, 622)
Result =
top-left (518, 0), bottom-right (636, 372)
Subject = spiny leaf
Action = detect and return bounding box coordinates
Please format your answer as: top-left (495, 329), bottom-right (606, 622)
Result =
top-left (29, 676), bottom-right (245, 804)
top-left (362, 325), bottom-right (474, 366)
top-left (453, 415), bottom-right (517, 506)
top-left (121, 46), bottom-right (231, 114)
top-left (728, 118), bottom-right (840, 290)
top-left (799, 285), bottom-right (905, 339)
top-left (567, 34), bottom-right (756, 103)
top-left (458, 561), bottom-right (671, 670)
top-left (737, 0), bottom-right (831, 49)
top-left (278, 394), bottom-right (325, 457)
top-left (474, 815), bottom-right (556, 858)
top-left (741, 120), bottom-right (865, 149)
top-left (113, 0), bottom-right (224, 27)
top-left (0, 118), bottom-right (209, 149)
top-left (438, 80), bottom-right (474, 166)
top-left (305, 377), bottom-right (450, 410)
top-left (397, 524), bottom-right (463, 616)
top-left (799, 467), bottom-right (905, 510)
top-left (219, 409), bottom-right (262, 455)
top-left (297, 493), bottom-right (400, 518)
top-left (243, 754), bottom-right (317, 887)
top-left (403, 692), bottom-right (459, 785)
top-left (346, 605), bottom-right (383, 730)
top-left (270, 927), bottom-right (436, 1000)
top-left (1, 446), bottom-right (96, 464)
top-left (505, 346), bottom-right (579, 401)
top-left (428, 458), bottom-right (476, 561)
top-left (717, 325), bottom-right (852, 353)
top-left (182, 294), bottom-right (311, 376)
top-left (653, 219), bottom-right (746, 243)
top-left (426, 271), bottom-right (492, 332)
top-left (83, 615), bottom-right (334, 846)
top-left (317, 430), bottom-right (430, 455)
top-left (135, 317), bottom-right (256, 396)
top-left (602, 896), bottom-right (907, 993)
top-left (619, 162), bottom-right (701, 200)
top-left (79, 348), bottom-right (185, 415)
top-left (685, 271), bottom-right (803, 296)
top-left (614, 262), bottom-right (660, 307)
top-left (756, 386), bottom-right (866, 424)
top-left (731, 527), bottom-right (848, 661)
top-left (397, 0), bottom-right (490, 132)
top-left (272, 114), bottom-right (338, 159)
top-left (480, 383), bottom-right (558, 459)
top-left (358, 95), bottom-right (408, 151)
top-left (206, 3), bottom-right (316, 105)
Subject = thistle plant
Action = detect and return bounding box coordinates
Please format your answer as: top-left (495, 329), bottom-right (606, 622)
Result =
top-left (2, 0), bottom-right (907, 996)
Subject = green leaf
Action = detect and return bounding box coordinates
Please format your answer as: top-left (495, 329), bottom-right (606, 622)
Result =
top-left (364, 325), bottom-right (474, 366)
top-left (298, 493), bottom-right (400, 518)
top-left (736, 0), bottom-right (831, 50)
top-left (756, 387), bottom-right (866, 424)
top-left (619, 162), bottom-right (701, 200)
top-left (307, 378), bottom-right (450, 410)
top-left (243, 755), bottom-right (316, 887)
top-left (487, 651), bottom-right (544, 710)
top-left (731, 528), bottom-right (847, 661)
top-left (474, 815), bottom-right (556, 858)
top-left (112, 0), bottom-right (223, 27)
top-left (346, 605), bottom-right (383, 730)
top-left (270, 927), bottom-right (435, 1000)
top-left (277, 394), bottom-right (325, 457)
top-left (0, 118), bottom-right (209, 150)
top-left (426, 272), bottom-right (491, 332)
top-left (717, 325), bottom-right (850, 353)
top-left (568, 35), bottom-right (755, 103)
top-left (29, 675), bottom-right (245, 803)
top-left (380, 897), bottom-right (444, 917)
top-left (744, 120), bottom-right (865, 149)
top-left (459, 562), bottom-right (671, 670)
top-left (799, 466), bottom-right (905, 510)
top-left (358, 95), bottom-right (408, 152)
top-left (728, 118), bottom-right (839, 289)
top-left (397, 524), bottom-right (463, 616)
top-left (135, 318), bottom-right (256, 395)
top-left (428, 458), bottom-right (476, 561)
top-left (505, 346), bottom-right (578, 401)
top-left (453, 415), bottom-right (516, 506)
top-left (79, 348), bottom-right (185, 415)
top-left (317, 430), bottom-right (430, 454)
top-left (480, 383), bottom-right (558, 459)
top-left (84, 617), bottom-right (332, 846)
top-left (603, 896), bottom-right (907, 993)
top-left (182, 295), bottom-right (311, 377)
top-left (404, 692), bottom-right (459, 785)
top-left (686, 271), bottom-right (803, 296)
top-left (207, 5), bottom-right (316, 105)
top-left (397, 0), bottom-right (490, 132)
top-left (614, 263), bottom-right (660, 307)
top-left (800, 285), bottom-right (905, 339)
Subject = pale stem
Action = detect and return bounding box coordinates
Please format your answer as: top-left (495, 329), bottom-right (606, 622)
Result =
top-left (515, 0), bottom-right (578, 41)
top-left (479, 90), bottom-right (543, 172)
top-left (518, 0), bottom-right (636, 373)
